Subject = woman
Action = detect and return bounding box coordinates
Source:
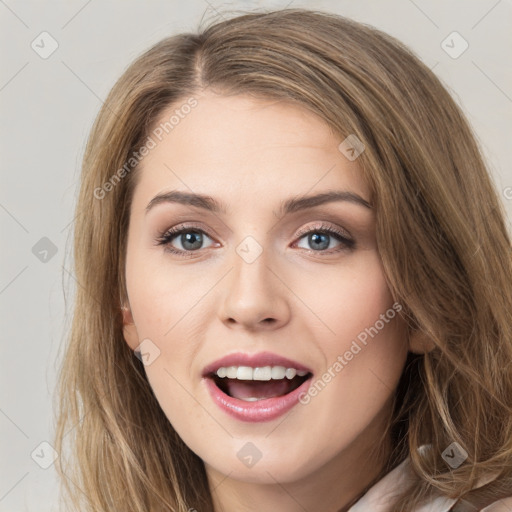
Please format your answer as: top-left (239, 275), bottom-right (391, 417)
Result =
top-left (54, 8), bottom-right (512, 512)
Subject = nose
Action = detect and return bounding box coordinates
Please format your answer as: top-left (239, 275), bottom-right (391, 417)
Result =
top-left (219, 244), bottom-right (291, 331)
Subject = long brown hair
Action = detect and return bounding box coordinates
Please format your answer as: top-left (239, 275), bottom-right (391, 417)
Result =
top-left (54, 8), bottom-right (512, 511)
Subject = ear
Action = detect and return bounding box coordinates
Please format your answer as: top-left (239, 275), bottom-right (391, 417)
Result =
top-left (408, 329), bottom-right (436, 355)
top-left (121, 304), bottom-right (140, 351)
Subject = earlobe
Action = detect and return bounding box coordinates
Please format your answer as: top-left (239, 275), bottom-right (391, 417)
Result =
top-left (408, 329), bottom-right (436, 355)
top-left (121, 305), bottom-right (139, 351)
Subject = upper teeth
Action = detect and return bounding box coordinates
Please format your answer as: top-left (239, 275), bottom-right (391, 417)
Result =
top-left (215, 366), bottom-right (308, 381)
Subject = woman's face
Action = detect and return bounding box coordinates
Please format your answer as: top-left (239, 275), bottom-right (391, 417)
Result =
top-left (122, 91), bottom-right (409, 485)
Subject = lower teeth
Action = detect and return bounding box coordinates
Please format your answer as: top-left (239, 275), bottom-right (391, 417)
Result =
top-left (239, 397), bottom-right (266, 402)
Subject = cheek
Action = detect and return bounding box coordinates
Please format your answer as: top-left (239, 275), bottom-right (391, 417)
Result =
top-left (126, 243), bottom-right (213, 340)
top-left (124, 247), bottom-right (200, 404)
top-left (290, 250), bottom-right (396, 345)
top-left (304, 319), bottom-right (407, 452)
top-left (288, 251), bottom-right (407, 434)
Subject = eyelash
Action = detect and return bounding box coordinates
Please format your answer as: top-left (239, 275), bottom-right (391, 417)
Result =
top-left (155, 222), bottom-right (355, 258)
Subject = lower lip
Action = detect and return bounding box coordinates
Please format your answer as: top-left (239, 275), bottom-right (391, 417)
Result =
top-left (204, 376), bottom-right (312, 422)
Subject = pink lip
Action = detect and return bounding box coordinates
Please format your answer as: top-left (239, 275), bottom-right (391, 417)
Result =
top-left (202, 351), bottom-right (313, 423)
top-left (204, 374), bottom-right (312, 422)
top-left (201, 351), bottom-right (312, 377)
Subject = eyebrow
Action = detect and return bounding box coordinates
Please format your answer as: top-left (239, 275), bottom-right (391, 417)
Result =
top-left (145, 189), bottom-right (372, 215)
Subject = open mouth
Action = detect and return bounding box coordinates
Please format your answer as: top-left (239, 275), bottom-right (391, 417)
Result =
top-left (208, 366), bottom-right (313, 402)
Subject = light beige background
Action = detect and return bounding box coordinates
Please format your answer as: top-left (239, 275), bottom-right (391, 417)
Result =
top-left (0, 1), bottom-right (511, 510)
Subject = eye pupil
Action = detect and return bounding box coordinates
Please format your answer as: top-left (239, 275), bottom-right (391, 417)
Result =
top-left (309, 233), bottom-right (329, 250)
top-left (182, 232), bottom-right (203, 250)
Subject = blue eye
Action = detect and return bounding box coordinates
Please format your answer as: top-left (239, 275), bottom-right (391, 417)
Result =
top-left (156, 225), bottom-right (215, 256)
top-left (297, 231), bottom-right (340, 251)
top-left (156, 222), bottom-right (355, 257)
top-left (294, 224), bottom-right (355, 253)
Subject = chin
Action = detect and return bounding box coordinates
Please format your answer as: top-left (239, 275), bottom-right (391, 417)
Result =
top-left (200, 438), bottom-right (328, 485)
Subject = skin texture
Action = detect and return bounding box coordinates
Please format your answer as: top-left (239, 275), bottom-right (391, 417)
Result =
top-left (122, 92), bottom-right (424, 512)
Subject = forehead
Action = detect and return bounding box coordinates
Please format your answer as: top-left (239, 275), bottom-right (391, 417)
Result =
top-left (132, 92), bottom-right (369, 209)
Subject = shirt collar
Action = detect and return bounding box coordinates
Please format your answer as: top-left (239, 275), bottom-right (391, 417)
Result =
top-left (347, 446), bottom-right (458, 512)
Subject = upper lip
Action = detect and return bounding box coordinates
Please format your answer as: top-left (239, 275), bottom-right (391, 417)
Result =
top-left (202, 351), bottom-right (313, 377)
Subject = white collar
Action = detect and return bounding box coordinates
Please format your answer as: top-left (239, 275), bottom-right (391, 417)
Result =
top-left (347, 448), bottom-right (458, 512)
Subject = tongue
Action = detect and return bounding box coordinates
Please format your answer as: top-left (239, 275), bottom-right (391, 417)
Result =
top-left (225, 379), bottom-right (294, 400)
